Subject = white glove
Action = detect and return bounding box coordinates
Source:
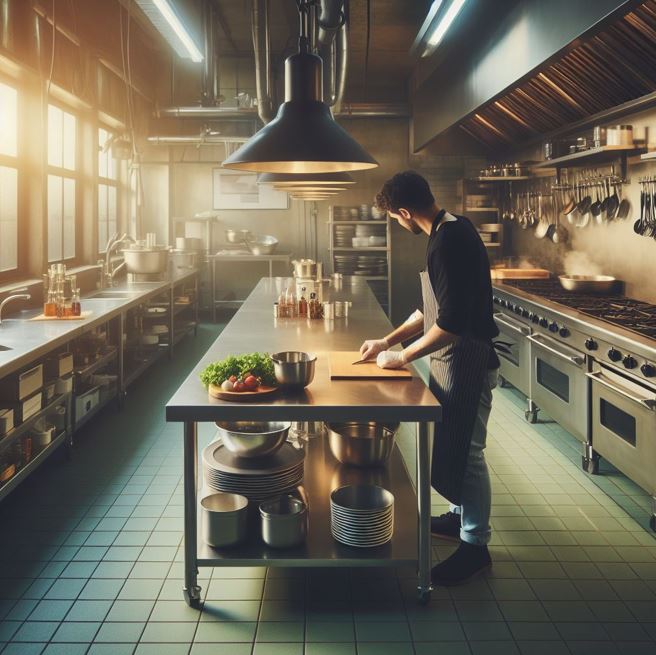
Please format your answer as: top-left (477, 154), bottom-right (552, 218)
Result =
top-left (376, 350), bottom-right (407, 369)
top-left (404, 309), bottom-right (424, 325)
top-left (359, 338), bottom-right (389, 361)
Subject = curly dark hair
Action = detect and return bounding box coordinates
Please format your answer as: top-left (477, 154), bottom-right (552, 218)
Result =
top-left (374, 171), bottom-right (435, 214)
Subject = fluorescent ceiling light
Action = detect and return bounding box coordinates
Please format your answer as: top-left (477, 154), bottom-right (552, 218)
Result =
top-left (136, 0), bottom-right (203, 62)
top-left (424, 0), bottom-right (467, 54)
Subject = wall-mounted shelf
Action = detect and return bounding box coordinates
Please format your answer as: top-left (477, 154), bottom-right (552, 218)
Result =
top-left (534, 145), bottom-right (645, 170)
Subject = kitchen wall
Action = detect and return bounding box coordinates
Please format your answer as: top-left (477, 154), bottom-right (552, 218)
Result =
top-left (507, 105), bottom-right (656, 304)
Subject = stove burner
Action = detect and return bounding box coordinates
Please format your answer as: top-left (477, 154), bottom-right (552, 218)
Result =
top-left (503, 279), bottom-right (656, 340)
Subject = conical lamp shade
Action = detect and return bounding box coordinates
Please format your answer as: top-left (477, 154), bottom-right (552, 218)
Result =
top-left (258, 172), bottom-right (355, 186)
top-left (275, 185), bottom-right (348, 192)
top-left (223, 49), bottom-right (378, 173)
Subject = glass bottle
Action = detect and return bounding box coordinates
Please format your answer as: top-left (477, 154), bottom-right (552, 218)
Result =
top-left (71, 288), bottom-right (81, 317)
top-left (298, 287), bottom-right (308, 318)
top-left (309, 292), bottom-right (317, 319)
top-left (44, 290), bottom-right (57, 317)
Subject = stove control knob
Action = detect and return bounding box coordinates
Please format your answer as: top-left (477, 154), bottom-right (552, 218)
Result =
top-left (585, 338), bottom-right (598, 351)
top-left (623, 356), bottom-right (637, 370)
top-left (514, 305), bottom-right (523, 315)
top-left (493, 296), bottom-right (500, 305)
top-left (539, 317), bottom-right (549, 328)
top-left (548, 321), bottom-right (559, 333)
top-left (531, 313), bottom-right (540, 324)
top-left (500, 300), bottom-right (507, 308)
top-left (641, 363), bottom-right (656, 378)
top-left (522, 309), bottom-right (530, 318)
top-left (608, 348), bottom-right (622, 363)
top-left (559, 327), bottom-right (570, 338)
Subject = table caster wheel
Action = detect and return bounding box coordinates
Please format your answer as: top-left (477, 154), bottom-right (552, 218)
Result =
top-left (525, 410), bottom-right (538, 424)
top-left (417, 589), bottom-right (432, 605)
top-left (183, 586), bottom-right (201, 608)
top-left (650, 515), bottom-right (656, 532)
top-left (498, 375), bottom-right (508, 388)
top-left (582, 456), bottom-right (599, 475)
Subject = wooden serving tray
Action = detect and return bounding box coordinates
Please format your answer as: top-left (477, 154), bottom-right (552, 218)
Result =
top-left (329, 351), bottom-right (412, 380)
top-left (30, 311), bottom-right (93, 321)
top-left (490, 268), bottom-right (550, 280)
top-left (208, 384), bottom-right (279, 402)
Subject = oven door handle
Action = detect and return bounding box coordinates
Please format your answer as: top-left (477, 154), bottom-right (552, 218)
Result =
top-left (586, 371), bottom-right (656, 412)
top-left (494, 313), bottom-right (530, 336)
top-left (527, 334), bottom-right (585, 366)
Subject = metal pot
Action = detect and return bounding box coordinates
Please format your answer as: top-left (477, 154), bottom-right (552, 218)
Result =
top-left (271, 351), bottom-right (316, 389)
top-left (326, 421), bottom-right (399, 467)
top-left (225, 228), bottom-right (252, 244)
top-left (259, 494), bottom-right (307, 548)
top-left (200, 492), bottom-right (248, 548)
top-left (215, 421), bottom-right (291, 458)
top-left (122, 247), bottom-right (169, 274)
top-left (170, 250), bottom-right (197, 269)
top-left (558, 275), bottom-right (617, 294)
top-left (292, 258), bottom-right (317, 278)
top-left (246, 235), bottom-right (279, 256)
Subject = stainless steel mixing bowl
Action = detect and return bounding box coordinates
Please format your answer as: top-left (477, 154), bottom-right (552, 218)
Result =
top-left (246, 235), bottom-right (278, 255)
top-left (215, 421), bottom-right (291, 458)
top-left (326, 421), bottom-right (399, 467)
top-left (271, 351), bottom-right (316, 389)
top-left (121, 247), bottom-right (169, 274)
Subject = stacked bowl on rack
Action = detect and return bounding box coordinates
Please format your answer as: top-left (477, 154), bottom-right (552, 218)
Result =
top-left (355, 255), bottom-right (387, 276)
top-left (334, 224), bottom-right (356, 247)
top-left (334, 254), bottom-right (358, 275)
top-left (330, 484), bottom-right (395, 548)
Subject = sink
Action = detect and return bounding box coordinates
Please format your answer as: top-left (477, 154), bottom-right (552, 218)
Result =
top-left (0, 345), bottom-right (11, 351)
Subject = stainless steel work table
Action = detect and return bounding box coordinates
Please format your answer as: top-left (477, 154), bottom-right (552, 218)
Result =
top-left (166, 277), bottom-right (441, 607)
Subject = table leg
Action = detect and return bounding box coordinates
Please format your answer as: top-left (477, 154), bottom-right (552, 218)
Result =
top-left (416, 421), bottom-right (432, 604)
top-left (211, 258), bottom-right (217, 323)
top-left (183, 420), bottom-right (201, 607)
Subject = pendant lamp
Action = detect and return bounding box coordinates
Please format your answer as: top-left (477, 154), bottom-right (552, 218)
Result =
top-left (258, 172), bottom-right (356, 187)
top-left (222, 6), bottom-right (378, 173)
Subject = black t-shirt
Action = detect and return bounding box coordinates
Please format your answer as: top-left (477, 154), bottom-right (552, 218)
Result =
top-left (426, 210), bottom-right (500, 362)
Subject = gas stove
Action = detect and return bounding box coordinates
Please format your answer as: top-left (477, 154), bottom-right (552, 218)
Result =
top-left (503, 279), bottom-right (656, 340)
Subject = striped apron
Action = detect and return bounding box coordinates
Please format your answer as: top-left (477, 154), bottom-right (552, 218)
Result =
top-left (420, 269), bottom-right (491, 505)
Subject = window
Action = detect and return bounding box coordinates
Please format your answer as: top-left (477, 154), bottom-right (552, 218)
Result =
top-left (0, 81), bottom-right (18, 273)
top-left (98, 127), bottom-right (118, 251)
top-left (47, 104), bottom-right (77, 262)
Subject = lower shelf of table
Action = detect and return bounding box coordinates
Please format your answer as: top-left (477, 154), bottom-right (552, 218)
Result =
top-left (196, 438), bottom-right (418, 568)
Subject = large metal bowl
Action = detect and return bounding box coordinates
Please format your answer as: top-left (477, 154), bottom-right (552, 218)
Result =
top-left (247, 235), bottom-right (278, 256)
top-left (225, 228), bottom-right (252, 244)
top-left (558, 274), bottom-right (617, 294)
top-left (215, 421), bottom-right (291, 458)
top-left (122, 247), bottom-right (169, 274)
top-left (326, 422), bottom-right (399, 467)
top-left (271, 351), bottom-right (316, 389)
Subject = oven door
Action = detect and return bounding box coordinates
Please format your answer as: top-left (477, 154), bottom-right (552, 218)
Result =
top-left (494, 312), bottom-right (530, 395)
top-left (588, 365), bottom-right (656, 494)
top-left (527, 333), bottom-right (588, 442)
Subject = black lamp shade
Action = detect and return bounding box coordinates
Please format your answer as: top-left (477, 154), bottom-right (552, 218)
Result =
top-left (258, 172), bottom-right (355, 186)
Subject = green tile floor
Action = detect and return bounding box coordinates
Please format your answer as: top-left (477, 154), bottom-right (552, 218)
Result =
top-left (1, 322), bottom-right (655, 655)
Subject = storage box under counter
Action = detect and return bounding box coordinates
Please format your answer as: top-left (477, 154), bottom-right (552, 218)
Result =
top-left (0, 392), bottom-right (43, 425)
top-left (0, 364), bottom-right (43, 401)
top-left (44, 353), bottom-right (73, 380)
top-left (75, 386), bottom-right (100, 422)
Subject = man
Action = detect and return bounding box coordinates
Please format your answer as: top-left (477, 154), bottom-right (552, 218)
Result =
top-left (359, 171), bottom-right (500, 586)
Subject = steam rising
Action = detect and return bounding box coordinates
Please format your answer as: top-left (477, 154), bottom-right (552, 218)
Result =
top-left (563, 251), bottom-right (603, 276)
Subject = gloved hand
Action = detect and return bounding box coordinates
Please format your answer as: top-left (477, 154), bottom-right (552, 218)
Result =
top-left (376, 350), bottom-right (407, 369)
top-left (359, 338), bottom-right (389, 361)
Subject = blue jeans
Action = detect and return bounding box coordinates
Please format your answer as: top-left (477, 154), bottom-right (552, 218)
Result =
top-left (449, 368), bottom-right (497, 546)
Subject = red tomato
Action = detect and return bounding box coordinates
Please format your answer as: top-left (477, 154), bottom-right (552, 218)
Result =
top-left (244, 375), bottom-right (259, 390)
top-left (233, 382), bottom-right (245, 392)
top-left (229, 375), bottom-right (237, 383)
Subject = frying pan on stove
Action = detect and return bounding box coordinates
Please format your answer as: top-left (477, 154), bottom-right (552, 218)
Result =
top-left (558, 275), bottom-right (618, 294)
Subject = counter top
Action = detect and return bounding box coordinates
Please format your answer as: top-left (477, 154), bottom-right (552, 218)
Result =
top-left (0, 269), bottom-right (198, 379)
top-left (166, 278), bottom-right (440, 423)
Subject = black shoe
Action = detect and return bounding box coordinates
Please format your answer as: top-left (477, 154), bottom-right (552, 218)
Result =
top-left (431, 541), bottom-right (492, 586)
top-left (430, 511), bottom-right (461, 541)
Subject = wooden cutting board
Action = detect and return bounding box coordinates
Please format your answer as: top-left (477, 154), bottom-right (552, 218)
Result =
top-left (329, 351), bottom-right (413, 380)
top-left (491, 268), bottom-right (550, 280)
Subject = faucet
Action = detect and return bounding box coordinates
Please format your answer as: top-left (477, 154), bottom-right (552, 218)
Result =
top-left (101, 233), bottom-right (135, 287)
top-left (0, 289), bottom-right (31, 324)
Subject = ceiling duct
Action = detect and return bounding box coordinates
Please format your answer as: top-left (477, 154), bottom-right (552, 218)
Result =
top-left (317, 0), bottom-right (345, 47)
top-left (252, 0), bottom-right (275, 124)
top-left (201, 0), bottom-right (219, 106)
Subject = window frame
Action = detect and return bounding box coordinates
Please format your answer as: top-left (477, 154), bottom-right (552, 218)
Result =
top-left (46, 100), bottom-right (80, 265)
top-left (0, 77), bottom-right (20, 281)
top-left (97, 125), bottom-right (120, 254)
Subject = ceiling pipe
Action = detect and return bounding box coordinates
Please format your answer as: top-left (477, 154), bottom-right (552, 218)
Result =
top-left (155, 106), bottom-right (257, 118)
top-left (200, 0), bottom-right (220, 106)
top-left (252, 0), bottom-right (275, 124)
top-left (317, 0), bottom-right (345, 47)
top-left (146, 135), bottom-right (249, 145)
top-left (323, 20), bottom-right (348, 114)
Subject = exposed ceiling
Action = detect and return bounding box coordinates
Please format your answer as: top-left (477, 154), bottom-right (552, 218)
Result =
top-left (460, 0), bottom-right (656, 150)
top-left (159, 0), bottom-right (431, 104)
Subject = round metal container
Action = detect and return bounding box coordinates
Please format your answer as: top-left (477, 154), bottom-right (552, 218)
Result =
top-left (246, 235), bottom-right (278, 255)
top-left (225, 229), bottom-right (252, 244)
top-left (122, 247), bottom-right (169, 274)
top-left (330, 484), bottom-right (394, 513)
top-left (200, 492), bottom-right (248, 548)
top-left (271, 351), bottom-right (316, 389)
top-left (326, 422), bottom-right (399, 467)
top-left (215, 421), bottom-right (291, 458)
top-left (558, 275), bottom-right (617, 294)
top-left (170, 250), bottom-right (197, 269)
top-left (259, 495), bottom-right (307, 548)
top-left (291, 259), bottom-right (317, 278)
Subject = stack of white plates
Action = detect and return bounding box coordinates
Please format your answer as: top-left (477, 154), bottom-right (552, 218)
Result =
top-left (330, 485), bottom-right (394, 548)
top-left (334, 254), bottom-right (358, 274)
top-left (334, 225), bottom-right (355, 247)
top-left (203, 441), bottom-right (305, 502)
top-left (355, 224), bottom-right (385, 238)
